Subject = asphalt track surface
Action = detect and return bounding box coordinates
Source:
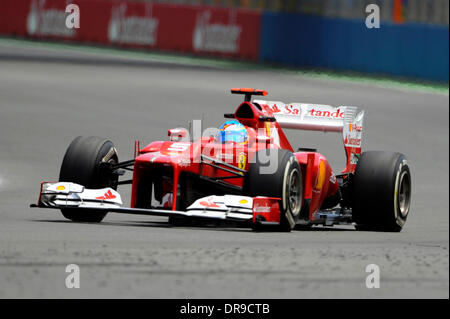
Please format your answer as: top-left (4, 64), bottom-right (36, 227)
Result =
top-left (0, 41), bottom-right (448, 298)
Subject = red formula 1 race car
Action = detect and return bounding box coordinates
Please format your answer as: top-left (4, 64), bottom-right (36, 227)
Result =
top-left (31, 88), bottom-right (412, 232)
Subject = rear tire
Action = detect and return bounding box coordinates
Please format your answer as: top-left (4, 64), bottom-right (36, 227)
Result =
top-left (244, 149), bottom-right (303, 232)
top-left (59, 136), bottom-right (119, 223)
top-left (352, 151), bottom-right (411, 232)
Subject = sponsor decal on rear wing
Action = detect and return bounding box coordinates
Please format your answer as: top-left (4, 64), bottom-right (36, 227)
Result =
top-left (254, 100), bottom-right (361, 132)
top-left (254, 100), bottom-right (365, 172)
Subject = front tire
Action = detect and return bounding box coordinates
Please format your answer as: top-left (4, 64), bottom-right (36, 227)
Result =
top-left (244, 149), bottom-right (303, 232)
top-left (352, 151), bottom-right (411, 232)
top-left (59, 136), bottom-right (119, 223)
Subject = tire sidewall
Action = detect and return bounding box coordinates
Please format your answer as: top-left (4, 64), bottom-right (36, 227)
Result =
top-left (245, 149), bottom-right (303, 231)
top-left (352, 151), bottom-right (411, 232)
top-left (59, 136), bottom-right (118, 223)
top-left (281, 154), bottom-right (302, 221)
top-left (392, 157), bottom-right (411, 228)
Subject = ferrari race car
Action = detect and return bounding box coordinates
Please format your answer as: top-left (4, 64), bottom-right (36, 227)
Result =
top-left (31, 88), bottom-right (412, 232)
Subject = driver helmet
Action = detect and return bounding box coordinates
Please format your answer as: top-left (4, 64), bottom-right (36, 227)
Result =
top-left (216, 120), bottom-right (248, 145)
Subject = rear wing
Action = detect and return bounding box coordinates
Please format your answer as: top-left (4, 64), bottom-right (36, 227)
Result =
top-left (254, 100), bottom-right (364, 173)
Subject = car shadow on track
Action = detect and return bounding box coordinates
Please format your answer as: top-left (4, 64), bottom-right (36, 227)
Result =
top-left (31, 219), bottom-right (356, 232)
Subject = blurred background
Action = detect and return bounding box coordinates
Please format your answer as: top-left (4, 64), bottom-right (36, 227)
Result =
top-left (0, 0), bottom-right (448, 83)
top-left (140, 0), bottom-right (450, 24)
top-left (0, 0), bottom-right (448, 299)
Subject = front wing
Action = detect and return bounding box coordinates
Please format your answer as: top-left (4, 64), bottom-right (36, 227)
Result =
top-left (30, 182), bottom-right (282, 226)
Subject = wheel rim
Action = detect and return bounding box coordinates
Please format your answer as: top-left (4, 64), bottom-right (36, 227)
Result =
top-left (103, 157), bottom-right (118, 189)
top-left (288, 168), bottom-right (301, 215)
top-left (398, 171), bottom-right (411, 218)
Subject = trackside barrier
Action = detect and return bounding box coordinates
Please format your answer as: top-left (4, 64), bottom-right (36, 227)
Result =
top-left (0, 1), bottom-right (448, 82)
top-left (0, 0), bottom-right (262, 60)
top-left (260, 12), bottom-right (449, 82)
